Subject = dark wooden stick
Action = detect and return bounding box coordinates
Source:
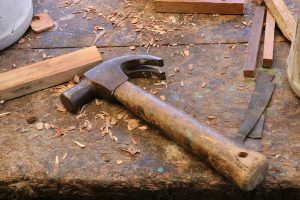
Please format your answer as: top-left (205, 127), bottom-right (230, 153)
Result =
top-left (244, 6), bottom-right (266, 78)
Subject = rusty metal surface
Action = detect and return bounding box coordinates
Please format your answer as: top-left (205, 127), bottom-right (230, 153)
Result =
top-left (0, 0), bottom-right (300, 199)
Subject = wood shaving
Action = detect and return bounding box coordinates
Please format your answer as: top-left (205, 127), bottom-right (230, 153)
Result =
top-left (120, 145), bottom-right (140, 155)
top-left (82, 120), bottom-right (92, 131)
top-left (57, 104), bottom-right (67, 113)
top-left (95, 99), bottom-right (103, 105)
top-left (55, 128), bottom-right (64, 137)
top-left (44, 123), bottom-right (51, 129)
top-left (116, 159), bottom-right (123, 165)
top-left (94, 25), bottom-right (104, 31)
top-left (92, 30), bottom-right (106, 45)
top-left (35, 122), bottom-right (44, 130)
top-left (201, 82), bottom-right (206, 88)
top-left (138, 126), bottom-right (148, 130)
top-left (160, 95), bottom-right (166, 101)
top-left (183, 49), bottom-right (190, 56)
top-left (180, 81), bottom-right (184, 87)
top-left (55, 155), bottom-right (59, 165)
top-left (74, 141), bottom-right (86, 148)
top-left (73, 75), bottom-right (80, 83)
top-left (208, 116), bottom-right (216, 120)
top-left (0, 112), bottom-right (11, 118)
top-left (62, 152), bottom-right (68, 160)
top-left (110, 117), bottom-right (117, 125)
top-left (127, 119), bottom-right (139, 131)
top-left (68, 126), bottom-right (76, 132)
top-left (131, 137), bottom-right (137, 145)
top-left (117, 113), bottom-right (124, 120)
top-left (18, 38), bottom-right (25, 44)
top-left (21, 128), bottom-right (29, 133)
top-left (130, 46), bottom-right (136, 50)
top-left (188, 64), bottom-right (193, 71)
top-left (174, 67), bottom-right (180, 72)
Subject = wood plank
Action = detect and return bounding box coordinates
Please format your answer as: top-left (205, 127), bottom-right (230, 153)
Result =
top-left (154, 0), bottom-right (245, 14)
top-left (287, 14), bottom-right (300, 96)
top-left (263, 10), bottom-right (276, 68)
top-left (243, 6), bottom-right (266, 78)
top-left (0, 46), bottom-right (102, 101)
top-left (264, 0), bottom-right (296, 41)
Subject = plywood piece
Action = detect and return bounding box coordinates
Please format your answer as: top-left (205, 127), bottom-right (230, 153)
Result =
top-left (154, 0), bottom-right (245, 14)
top-left (264, 0), bottom-right (296, 41)
top-left (244, 6), bottom-right (266, 78)
top-left (263, 11), bottom-right (275, 68)
top-left (31, 12), bottom-right (54, 33)
top-left (0, 46), bottom-right (102, 101)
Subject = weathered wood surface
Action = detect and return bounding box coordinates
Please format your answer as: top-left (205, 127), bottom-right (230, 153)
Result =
top-left (12, 0), bottom-right (298, 49)
top-left (0, 0), bottom-right (300, 199)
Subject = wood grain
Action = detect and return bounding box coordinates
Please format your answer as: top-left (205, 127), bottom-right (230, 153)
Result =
top-left (264, 0), bottom-right (296, 41)
top-left (154, 0), bottom-right (245, 14)
top-left (287, 15), bottom-right (300, 96)
top-left (263, 11), bottom-right (276, 68)
top-left (0, 46), bottom-right (102, 101)
top-left (244, 6), bottom-right (266, 78)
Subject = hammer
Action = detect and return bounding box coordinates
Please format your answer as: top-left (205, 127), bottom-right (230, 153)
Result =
top-left (61, 55), bottom-right (268, 191)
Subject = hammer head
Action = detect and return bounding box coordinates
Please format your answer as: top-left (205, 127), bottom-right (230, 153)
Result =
top-left (61, 54), bottom-right (165, 114)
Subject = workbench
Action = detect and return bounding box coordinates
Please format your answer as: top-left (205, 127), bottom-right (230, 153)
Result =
top-left (0, 0), bottom-right (299, 199)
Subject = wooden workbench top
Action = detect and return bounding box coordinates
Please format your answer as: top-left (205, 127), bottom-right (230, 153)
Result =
top-left (0, 0), bottom-right (299, 199)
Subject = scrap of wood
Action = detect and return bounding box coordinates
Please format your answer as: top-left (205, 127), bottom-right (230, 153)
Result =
top-left (263, 11), bottom-right (276, 68)
top-left (0, 46), bottom-right (102, 101)
top-left (263, 0), bottom-right (296, 41)
top-left (287, 15), bottom-right (300, 97)
top-left (154, 0), bottom-right (245, 15)
top-left (243, 6), bottom-right (266, 78)
top-left (31, 13), bottom-right (55, 33)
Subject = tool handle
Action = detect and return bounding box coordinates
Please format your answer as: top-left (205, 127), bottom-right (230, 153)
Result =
top-left (114, 81), bottom-right (268, 191)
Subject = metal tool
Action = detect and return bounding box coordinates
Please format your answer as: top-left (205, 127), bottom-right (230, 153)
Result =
top-left (235, 72), bottom-right (275, 144)
top-left (61, 55), bottom-right (268, 191)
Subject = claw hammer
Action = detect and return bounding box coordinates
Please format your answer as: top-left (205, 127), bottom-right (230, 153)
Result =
top-left (60, 55), bottom-right (268, 191)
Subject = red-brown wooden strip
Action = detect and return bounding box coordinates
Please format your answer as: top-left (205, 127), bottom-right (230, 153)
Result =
top-left (244, 6), bottom-right (266, 78)
top-left (154, 0), bottom-right (245, 15)
top-left (263, 11), bottom-right (276, 68)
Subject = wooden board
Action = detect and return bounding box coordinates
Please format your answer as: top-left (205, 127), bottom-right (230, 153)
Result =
top-left (0, 46), bottom-right (102, 101)
top-left (154, 0), bottom-right (245, 14)
top-left (263, 10), bottom-right (275, 68)
top-left (264, 0), bottom-right (296, 41)
top-left (243, 6), bottom-right (266, 78)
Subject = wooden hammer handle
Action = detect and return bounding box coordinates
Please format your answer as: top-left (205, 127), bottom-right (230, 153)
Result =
top-left (114, 81), bottom-right (268, 191)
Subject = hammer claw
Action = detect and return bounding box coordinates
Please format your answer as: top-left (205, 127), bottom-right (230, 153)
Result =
top-left (125, 65), bottom-right (166, 80)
